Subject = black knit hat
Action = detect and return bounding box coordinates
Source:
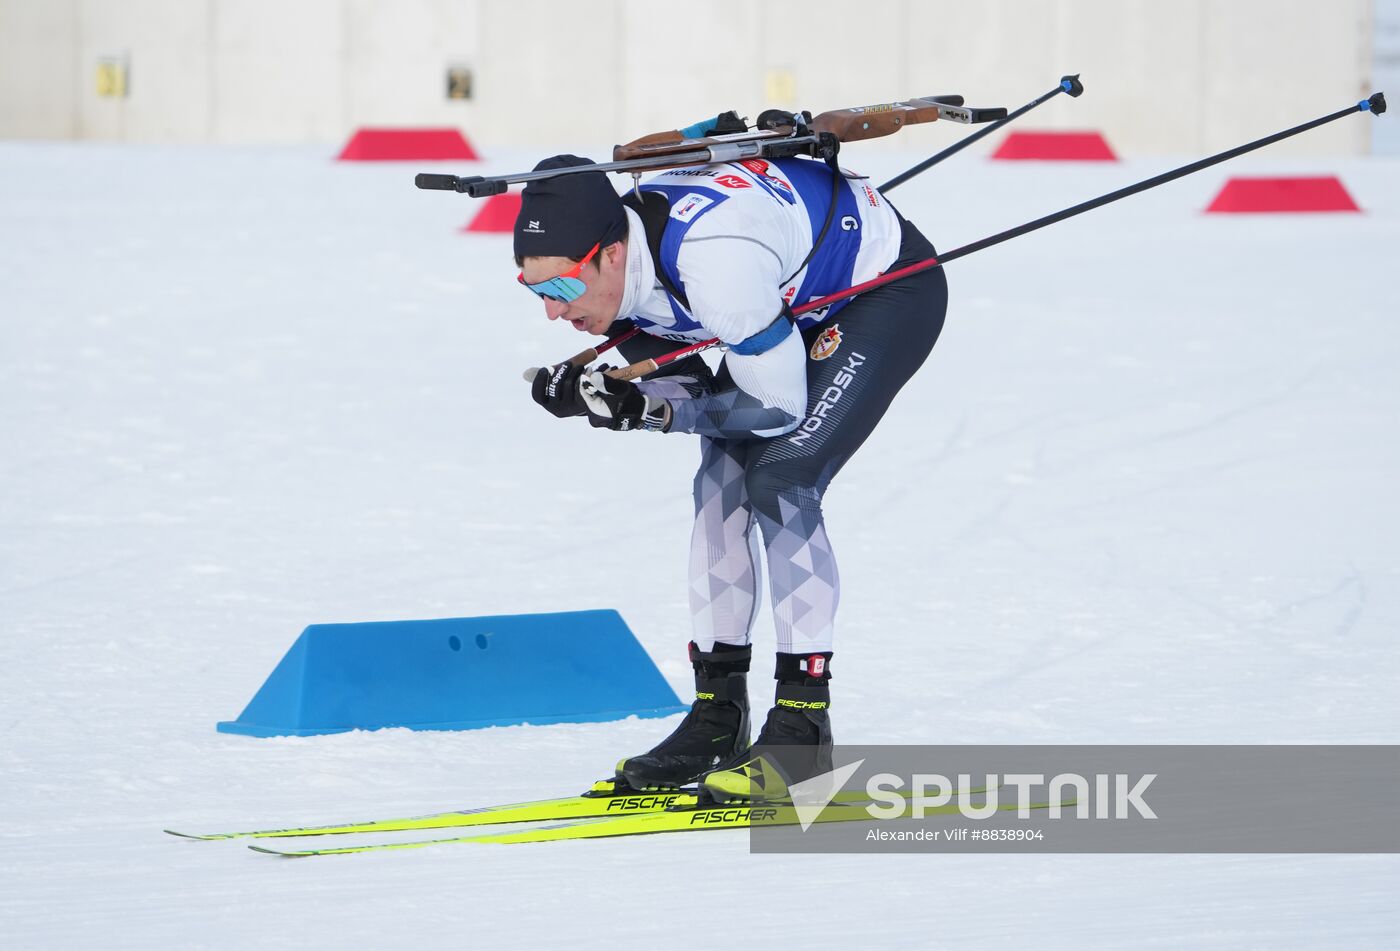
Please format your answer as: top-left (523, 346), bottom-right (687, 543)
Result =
top-left (513, 155), bottom-right (628, 259)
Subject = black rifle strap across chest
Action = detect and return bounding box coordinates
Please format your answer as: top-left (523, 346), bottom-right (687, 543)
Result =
top-left (621, 190), bottom-right (691, 312)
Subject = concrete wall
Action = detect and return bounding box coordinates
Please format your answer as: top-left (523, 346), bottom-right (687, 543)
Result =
top-left (0, 0), bottom-right (79, 139)
top-left (0, 0), bottom-right (1379, 155)
top-left (1376, 0), bottom-right (1400, 153)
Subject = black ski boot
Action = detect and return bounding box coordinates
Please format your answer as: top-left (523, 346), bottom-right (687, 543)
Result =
top-left (701, 651), bottom-right (833, 802)
top-left (616, 641), bottom-right (751, 790)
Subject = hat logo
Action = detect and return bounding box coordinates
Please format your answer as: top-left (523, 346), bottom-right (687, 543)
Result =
top-left (523, 219), bottom-right (545, 234)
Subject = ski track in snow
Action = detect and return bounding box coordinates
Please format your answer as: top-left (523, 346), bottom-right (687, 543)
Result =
top-left (1, 142), bottom-right (1397, 949)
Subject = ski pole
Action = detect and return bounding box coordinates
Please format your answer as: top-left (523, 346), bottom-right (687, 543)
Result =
top-left (880, 75), bottom-right (1084, 193)
top-left (603, 92), bottom-right (1387, 383)
top-left (568, 326), bottom-right (639, 365)
top-left (521, 326), bottom-right (641, 382)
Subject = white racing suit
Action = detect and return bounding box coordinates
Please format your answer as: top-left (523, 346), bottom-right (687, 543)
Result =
top-left (614, 157), bottom-right (948, 655)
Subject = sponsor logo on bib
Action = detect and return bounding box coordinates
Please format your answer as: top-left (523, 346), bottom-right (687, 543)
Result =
top-left (670, 193), bottom-right (714, 222)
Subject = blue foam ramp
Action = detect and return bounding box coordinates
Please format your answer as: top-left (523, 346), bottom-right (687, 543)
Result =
top-left (217, 610), bottom-right (686, 737)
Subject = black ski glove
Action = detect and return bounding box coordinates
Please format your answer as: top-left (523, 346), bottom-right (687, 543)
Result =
top-left (579, 368), bottom-right (670, 432)
top-left (530, 363), bottom-right (587, 418)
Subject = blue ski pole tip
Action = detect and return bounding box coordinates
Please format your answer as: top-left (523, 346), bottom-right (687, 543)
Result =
top-left (1061, 74), bottom-right (1084, 97)
top-left (1366, 92), bottom-right (1386, 115)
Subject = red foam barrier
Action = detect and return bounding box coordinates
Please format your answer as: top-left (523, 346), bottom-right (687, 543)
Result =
top-left (337, 128), bottom-right (478, 162)
top-left (462, 192), bottom-right (522, 233)
top-left (1205, 176), bottom-right (1359, 213)
top-left (991, 130), bottom-right (1117, 161)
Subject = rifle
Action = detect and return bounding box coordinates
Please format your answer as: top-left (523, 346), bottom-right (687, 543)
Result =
top-left (415, 94), bottom-right (1009, 198)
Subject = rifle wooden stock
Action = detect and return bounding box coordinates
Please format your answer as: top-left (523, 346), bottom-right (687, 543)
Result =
top-left (810, 97), bottom-right (947, 142)
top-left (613, 129), bottom-right (789, 162)
top-left (612, 95), bottom-right (974, 162)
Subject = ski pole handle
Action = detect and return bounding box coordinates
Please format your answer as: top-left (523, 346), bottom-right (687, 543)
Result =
top-left (604, 359), bottom-right (661, 382)
top-left (522, 326), bottom-right (642, 382)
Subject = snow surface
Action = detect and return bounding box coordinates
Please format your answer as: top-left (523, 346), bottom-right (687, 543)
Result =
top-left (1, 138), bottom-right (1397, 949)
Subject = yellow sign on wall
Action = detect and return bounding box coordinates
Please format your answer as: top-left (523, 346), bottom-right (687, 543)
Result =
top-left (765, 69), bottom-right (796, 105)
top-left (446, 65), bottom-right (473, 101)
top-left (96, 59), bottom-right (128, 98)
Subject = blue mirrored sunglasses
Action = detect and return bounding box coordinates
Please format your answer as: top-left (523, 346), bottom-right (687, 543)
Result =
top-left (517, 242), bottom-right (601, 303)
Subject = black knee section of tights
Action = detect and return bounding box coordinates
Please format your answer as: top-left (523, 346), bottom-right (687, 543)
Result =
top-left (744, 466), bottom-right (822, 529)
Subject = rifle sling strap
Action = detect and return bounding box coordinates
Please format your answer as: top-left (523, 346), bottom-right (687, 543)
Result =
top-left (621, 190), bottom-right (691, 312)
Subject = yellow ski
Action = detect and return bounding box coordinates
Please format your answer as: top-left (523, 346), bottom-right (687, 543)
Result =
top-left (165, 781), bottom-right (928, 841)
top-left (165, 781), bottom-right (685, 840)
top-left (248, 795), bottom-right (1045, 856)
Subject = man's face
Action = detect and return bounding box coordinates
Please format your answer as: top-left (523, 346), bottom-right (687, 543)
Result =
top-left (519, 241), bottom-right (626, 336)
